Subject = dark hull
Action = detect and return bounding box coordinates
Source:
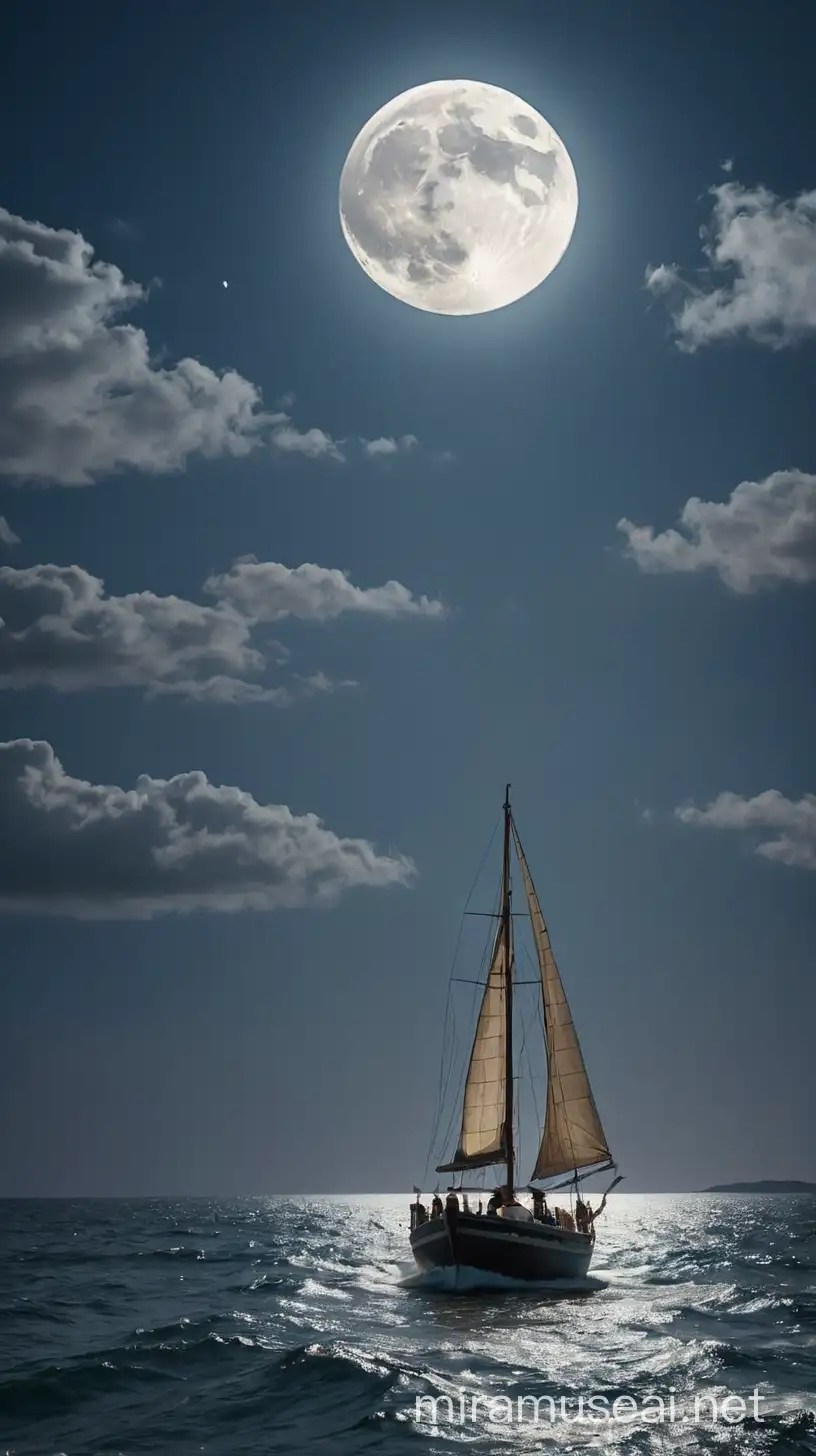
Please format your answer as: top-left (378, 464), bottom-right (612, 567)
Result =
top-left (410, 1211), bottom-right (593, 1282)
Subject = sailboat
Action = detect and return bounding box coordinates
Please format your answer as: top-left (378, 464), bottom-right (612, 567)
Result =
top-left (410, 786), bottom-right (619, 1281)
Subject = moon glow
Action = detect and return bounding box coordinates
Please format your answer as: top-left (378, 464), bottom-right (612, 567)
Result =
top-left (339, 80), bottom-right (578, 316)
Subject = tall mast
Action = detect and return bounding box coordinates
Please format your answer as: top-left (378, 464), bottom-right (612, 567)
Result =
top-left (502, 783), bottom-right (514, 1194)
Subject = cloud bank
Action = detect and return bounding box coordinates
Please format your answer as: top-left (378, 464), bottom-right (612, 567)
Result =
top-left (676, 790), bottom-right (816, 872)
top-left (618, 470), bottom-right (816, 592)
top-left (0, 558), bottom-right (444, 700)
top-left (645, 181), bottom-right (816, 349)
top-left (0, 738), bottom-right (415, 917)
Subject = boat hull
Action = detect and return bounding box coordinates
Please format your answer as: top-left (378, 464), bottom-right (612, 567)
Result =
top-left (410, 1211), bottom-right (593, 1282)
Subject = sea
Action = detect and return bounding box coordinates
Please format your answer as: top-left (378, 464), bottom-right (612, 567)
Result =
top-left (1, 1194), bottom-right (814, 1455)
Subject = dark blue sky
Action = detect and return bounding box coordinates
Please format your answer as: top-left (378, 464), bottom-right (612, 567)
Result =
top-left (1, 0), bottom-right (814, 1194)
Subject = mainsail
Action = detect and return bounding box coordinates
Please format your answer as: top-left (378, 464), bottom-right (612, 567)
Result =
top-left (512, 823), bottom-right (612, 1182)
top-left (436, 927), bottom-right (509, 1172)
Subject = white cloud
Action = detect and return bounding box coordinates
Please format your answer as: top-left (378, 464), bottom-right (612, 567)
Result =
top-left (0, 205), bottom-right (276, 484)
top-left (0, 206), bottom-right (347, 484)
top-left (271, 420), bottom-right (344, 460)
top-left (294, 669), bottom-right (358, 696)
top-left (676, 790), bottom-right (816, 872)
top-left (645, 181), bottom-right (816, 348)
top-left (0, 561), bottom-right (272, 699)
top-left (205, 557), bottom-right (446, 622)
top-left (643, 262), bottom-right (681, 295)
top-left (617, 469), bottom-right (816, 592)
top-left (0, 557), bottom-right (445, 700)
top-left (360, 434), bottom-right (418, 458)
top-left (0, 515), bottom-right (19, 546)
top-left (0, 738), bottom-right (415, 917)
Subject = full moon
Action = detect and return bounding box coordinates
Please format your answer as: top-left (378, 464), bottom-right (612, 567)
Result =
top-left (339, 80), bottom-right (578, 316)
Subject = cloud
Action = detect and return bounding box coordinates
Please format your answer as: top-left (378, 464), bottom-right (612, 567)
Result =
top-left (0, 205), bottom-right (278, 485)
top-left (0, 561), bottom-right (273, 699)
top-left (271, 421), bottom-right (344, 460)
top-left (107, 217), bottom-right (138, 239)
top-left (0, 558), bottom-right (444, 699)
top-left (360, 434), bottom-right (418, 458)
top-left (617, 470), bottom-right (816, 592)
top-left (204, 557), bottom-right (446, 622)
top-left (0, 515), bottom-right (19, 546)
top-left (0, 206), bottom-right (346, 484)
top-left (643, 262), bottom-right (681, 295)
top-left (645, 181), bottom-right (816, 349)
top-left (294, 669), bottom-right (359, 696)
top-left (0, 738), bottom-right (415, 917)
top-left (675, 790), bottom-right (816, 872)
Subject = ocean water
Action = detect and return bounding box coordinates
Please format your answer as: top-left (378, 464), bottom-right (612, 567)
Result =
top-left (0, 1194), bottom-right (814, 1455)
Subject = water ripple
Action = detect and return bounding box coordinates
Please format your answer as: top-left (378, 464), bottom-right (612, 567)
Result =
top-left (0, 1194), bottom-right (813, 1455)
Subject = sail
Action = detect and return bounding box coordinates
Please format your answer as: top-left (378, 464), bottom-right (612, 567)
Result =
top-left (513, 824), bottom-right (612, 1182)
top-left (436, 927), bottom-right (508, 1172)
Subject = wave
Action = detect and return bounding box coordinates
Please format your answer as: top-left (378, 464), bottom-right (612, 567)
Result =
top-left (3, 1195), bottom-right (814, 1454)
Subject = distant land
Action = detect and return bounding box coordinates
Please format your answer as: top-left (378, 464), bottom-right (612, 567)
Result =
top-left (701, 1180), bottom-right (816, 1193)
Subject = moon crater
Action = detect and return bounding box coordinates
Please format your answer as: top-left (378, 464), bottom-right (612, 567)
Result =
top-left (339, 80), bottom-right (578, 315)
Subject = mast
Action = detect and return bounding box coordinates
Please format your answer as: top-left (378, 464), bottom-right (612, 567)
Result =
top-left (502, 783), bottom-right (514, 1194)
top-left (435, 784), bottom-right (519, 1180)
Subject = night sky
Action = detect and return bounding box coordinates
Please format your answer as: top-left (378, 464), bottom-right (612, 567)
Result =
top-left (1, 0), bottom-right (814, 1195)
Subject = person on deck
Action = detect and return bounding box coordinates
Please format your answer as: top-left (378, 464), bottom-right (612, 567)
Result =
top-left (431, 1194), bottom-right (444, 1218)
top-left (486, 1189), bottom-right (502, 1216)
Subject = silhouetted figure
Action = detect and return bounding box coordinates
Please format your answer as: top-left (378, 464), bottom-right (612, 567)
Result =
top-left (431, 1194), bottom-right (444, 1219)
top-left (410, 1200), bottom-right (428, 1231)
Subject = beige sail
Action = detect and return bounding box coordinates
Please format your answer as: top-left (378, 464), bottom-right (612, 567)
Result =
top-left (437, 927), bottom-right (508, 1172)
top-left (513, 825), bottom-right (612, 1182)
